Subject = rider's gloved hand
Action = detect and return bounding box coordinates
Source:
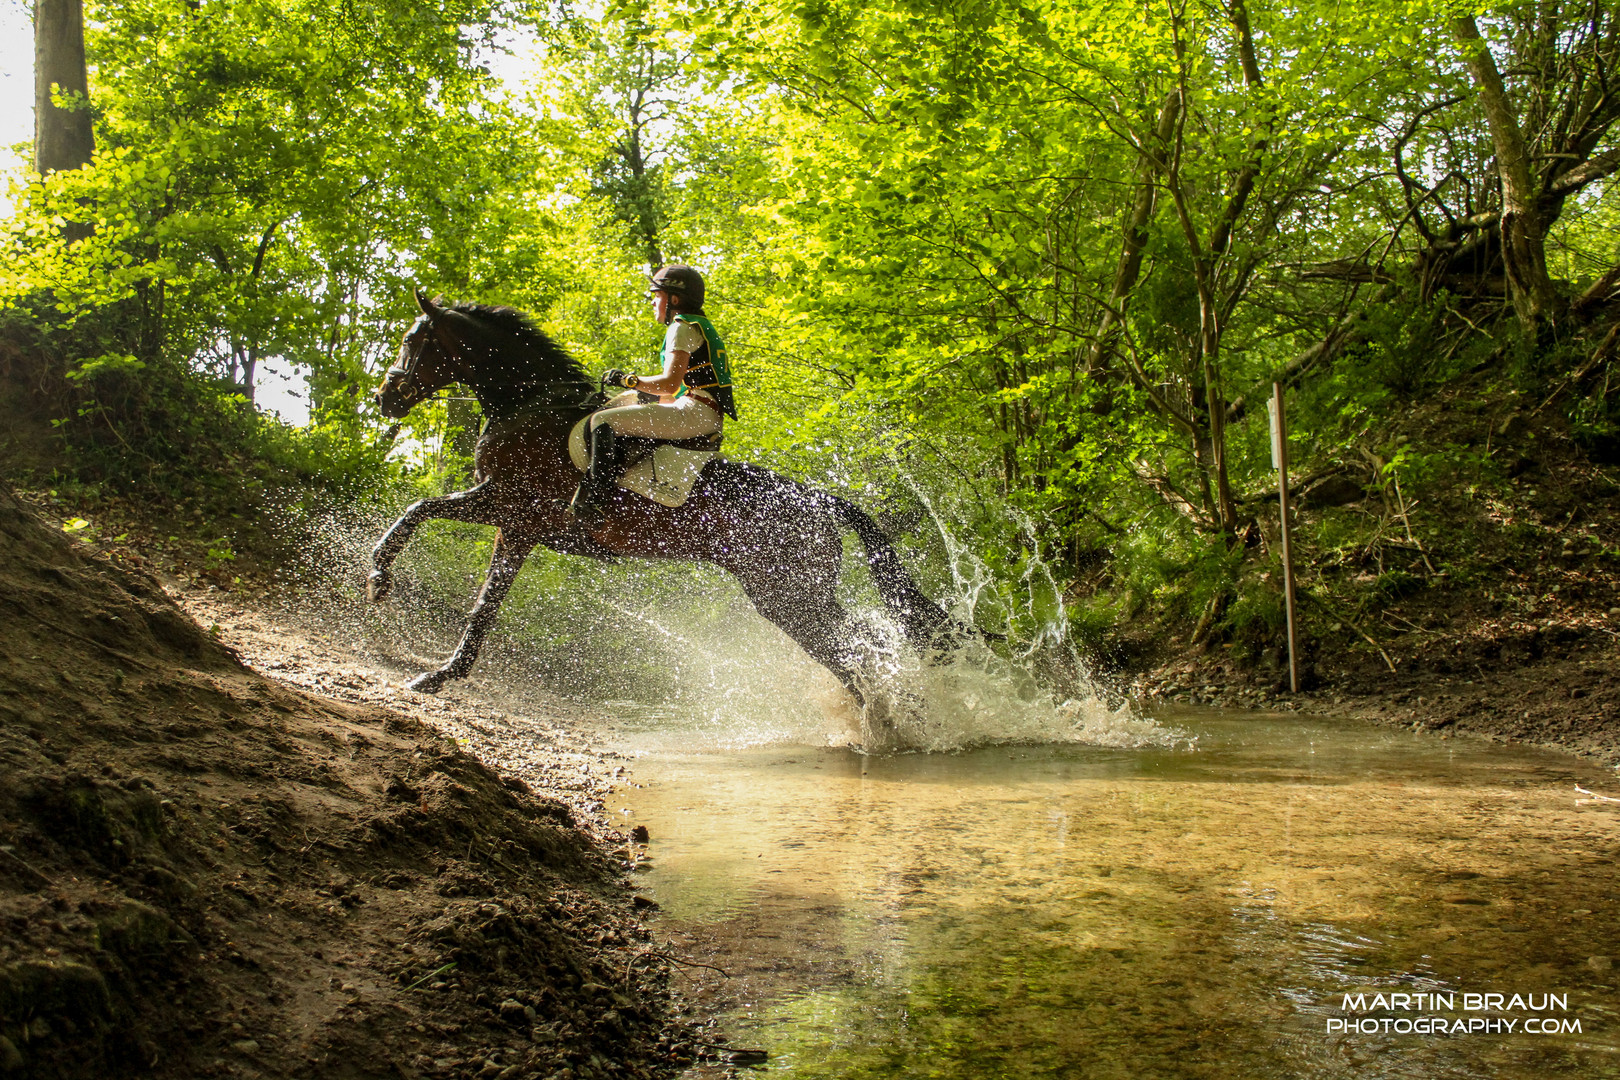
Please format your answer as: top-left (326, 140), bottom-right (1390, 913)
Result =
top-left (601, 368), bottom-right (638, 389)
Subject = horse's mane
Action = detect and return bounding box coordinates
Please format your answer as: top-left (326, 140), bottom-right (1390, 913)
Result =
top-left (449, 301), bottom-right (590, 386)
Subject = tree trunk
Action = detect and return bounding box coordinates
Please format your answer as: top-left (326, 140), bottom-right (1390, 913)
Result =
top-left (1162, 0), bottom-right (1268, 546)
top-left (1451, 15), bottom-right (1558, 331)
top-left (620, 85), bottom-right (664, 269)
top-left (33, 0), bottom-right (94, 175)
top-left (1090, 89), bottom-right (1181, 374)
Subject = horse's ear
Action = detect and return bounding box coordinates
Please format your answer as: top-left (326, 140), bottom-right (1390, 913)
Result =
top-left (415, 289), bottom-right (439, 320)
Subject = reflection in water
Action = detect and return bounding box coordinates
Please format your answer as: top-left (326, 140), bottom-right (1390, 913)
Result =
top-left (616, 711), bottom-right (1620, 1079)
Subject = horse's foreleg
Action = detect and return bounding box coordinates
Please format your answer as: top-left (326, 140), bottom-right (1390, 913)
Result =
top-left (408, 528), bottom-right (538, 694)
top-left (368, 480), bottom-right (499, 603)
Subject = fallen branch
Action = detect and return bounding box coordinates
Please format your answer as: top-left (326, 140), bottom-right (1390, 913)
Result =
top-left (1298, 589), bottom-right (1398, 673)
top-left (1227, 309), bottom-right (1367, 425)
top-left (1388, 474), bottom-right (1437, 575)
top-left (1575, 785), bottom-right (1620, 805)
top-left (1381, 609), bottom-right (1432, 635)
top-left (405, 962), bottom-right (457, 991)
top-left (689, 1039), bottom-right (769, 1065)
top-left (630, 950), bottom-right (732, 978)
top-left (1532, 325), bottom-right (1619, 417)
top-left (1571, 263), bottom-right (1620, 319)
top-left (0, 845), bottom-right (56, 887)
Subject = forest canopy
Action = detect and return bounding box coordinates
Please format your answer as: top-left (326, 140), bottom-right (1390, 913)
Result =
top-left (4, 0), bottom-right (1618, 655)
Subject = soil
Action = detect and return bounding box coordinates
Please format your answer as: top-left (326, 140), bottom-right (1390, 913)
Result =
top-left (0, 485), bottom-right (746, 1080)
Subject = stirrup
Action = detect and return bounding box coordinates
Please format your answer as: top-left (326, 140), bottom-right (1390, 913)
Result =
top-left (562, 487), bottom-right (608, 532)
top-left (566, 503), bottom-right (608, 532)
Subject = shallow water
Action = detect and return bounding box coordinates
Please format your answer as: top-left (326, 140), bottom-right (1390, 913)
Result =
top-left (614, 709), bottom-right (1620, 1079)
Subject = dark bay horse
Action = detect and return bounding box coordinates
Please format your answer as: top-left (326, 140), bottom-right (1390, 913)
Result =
top-left (367, 292), bottom-right (951, 696)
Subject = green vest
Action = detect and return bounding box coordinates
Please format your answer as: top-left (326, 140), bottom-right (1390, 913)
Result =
top-left (664, 313), bottom-right (737, 420)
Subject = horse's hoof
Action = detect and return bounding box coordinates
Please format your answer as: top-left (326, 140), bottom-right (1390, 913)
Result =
top-left (366, 570), bottom-right (392, 604)
top-left (407, 670), bottom-right (447, 694)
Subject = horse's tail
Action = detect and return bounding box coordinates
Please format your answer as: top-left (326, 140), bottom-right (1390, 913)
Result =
top-left (832, 497), bottom-right (953, 648)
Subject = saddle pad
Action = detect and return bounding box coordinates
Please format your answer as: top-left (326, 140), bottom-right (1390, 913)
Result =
top-left (568, 417), bottom-right (717, 509)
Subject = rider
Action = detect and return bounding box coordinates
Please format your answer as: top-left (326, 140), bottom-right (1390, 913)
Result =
top-left (565, 264), bottom-right (737, 529)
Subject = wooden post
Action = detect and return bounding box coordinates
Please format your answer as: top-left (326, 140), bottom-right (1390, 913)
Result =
top-left (1270, 382), bottom-right (1300, 693)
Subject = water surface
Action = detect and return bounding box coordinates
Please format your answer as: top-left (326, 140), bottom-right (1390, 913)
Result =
top-left (616, 710), bottom-right (1620, 1078)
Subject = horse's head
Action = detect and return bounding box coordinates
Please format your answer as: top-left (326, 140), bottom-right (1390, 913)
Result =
top-left (375, 291), bottom-right (469, 419)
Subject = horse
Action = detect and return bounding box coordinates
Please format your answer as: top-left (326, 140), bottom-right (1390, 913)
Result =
top-left (367, 291), bottom-right (953, 698)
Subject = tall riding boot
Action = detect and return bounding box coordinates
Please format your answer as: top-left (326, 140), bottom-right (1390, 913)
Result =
top-left (566, 423), bottom-right (625, 531)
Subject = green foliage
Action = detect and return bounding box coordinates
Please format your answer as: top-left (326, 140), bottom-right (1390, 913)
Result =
top-left (65, 353), bottom-right (145, 382)
top-left (1368, 569), bottom-right (1421, 606)
top-left (205, 538), bottom-right (237, 568)
top-left (1568, 386), bottom-right (1620, 463)
top-left (5, 0), bottom-right (1619, 664)
top-left (3, 0), bottom-right (555, 434)
top-left (1346, 296), bottom-right (1460, 401)
top-left (0, 0), bottom-right (573, 523)
top-left (1221, 578), bottom-right (1287, 648)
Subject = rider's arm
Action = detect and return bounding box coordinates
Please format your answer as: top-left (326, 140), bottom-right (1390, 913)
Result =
top-left (628, 320), bottom-right (702, 397)
top-left (630, 349), bottom-right (690, 397)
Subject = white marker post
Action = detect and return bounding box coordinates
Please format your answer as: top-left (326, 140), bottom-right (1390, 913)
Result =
top-left (1269, 382), bottom-right (1300, 693)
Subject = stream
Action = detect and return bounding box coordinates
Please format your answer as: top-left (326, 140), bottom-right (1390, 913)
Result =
top-left (285, 497), bottom-right (1620, 1076)
top-left (611, 708), bottom-right (1620, 1079)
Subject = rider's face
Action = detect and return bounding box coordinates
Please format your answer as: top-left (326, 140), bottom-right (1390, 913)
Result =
top-left (651, 290), bottom-right (672, 324)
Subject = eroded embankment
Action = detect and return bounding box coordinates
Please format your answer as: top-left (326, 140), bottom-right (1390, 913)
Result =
top-left (1132, 627), bottom-right (1620, 765)
top-left (1122, 401), bottom-right (1620, 764)
top-left (0, 484), bottom-right (699, 1080)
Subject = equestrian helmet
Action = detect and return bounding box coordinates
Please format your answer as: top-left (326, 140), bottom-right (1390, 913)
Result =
top-left (649, 264), bottom-right (705, 309)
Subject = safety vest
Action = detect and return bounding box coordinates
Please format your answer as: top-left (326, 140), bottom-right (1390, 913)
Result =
top-left (665, 313), bottom-right (737, 420)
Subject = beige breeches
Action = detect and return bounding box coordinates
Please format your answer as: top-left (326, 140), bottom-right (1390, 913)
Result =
top-left (588, 393), bottom-right (722, 440)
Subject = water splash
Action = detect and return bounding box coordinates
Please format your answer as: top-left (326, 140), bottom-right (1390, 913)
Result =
top-left (262, 478), bottom-right (1181, 755)
top-left (579, 481), bottom-right (1180, 754)
top-left (824, 476), bottom-right (1179, 753)
top-left (843, 615), bottom-right (1173, 753)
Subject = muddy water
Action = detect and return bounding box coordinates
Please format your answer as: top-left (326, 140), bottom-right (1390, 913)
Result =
top-left (614, 710), bottom-right (1620, 1079)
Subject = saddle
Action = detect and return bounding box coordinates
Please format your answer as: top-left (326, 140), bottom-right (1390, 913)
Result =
top-left (566, 417), bottom-right (722, 508)
top-left (648, 432), bottom-right (724, 453)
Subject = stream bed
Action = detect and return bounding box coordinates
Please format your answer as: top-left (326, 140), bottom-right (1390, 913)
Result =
top-left (613, 709), bottom-right (1620, 1079)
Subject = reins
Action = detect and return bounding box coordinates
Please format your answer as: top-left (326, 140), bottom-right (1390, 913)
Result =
top-left (419, 386), bottom-right (606, 419)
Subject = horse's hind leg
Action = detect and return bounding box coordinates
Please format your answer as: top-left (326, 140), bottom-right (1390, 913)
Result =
top-left (408, 528), bottom-right (538, 694)
top-left (736, 572), bottom-right (864, 703)
top-left (368, 480), bottom-right (501, 603)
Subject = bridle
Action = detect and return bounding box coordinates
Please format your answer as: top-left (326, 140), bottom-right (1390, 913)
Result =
top-left (384, 315), bottom-right (462, 410)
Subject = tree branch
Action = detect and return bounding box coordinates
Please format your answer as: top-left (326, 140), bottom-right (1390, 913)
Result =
top-left (1089, 88), bottom-right (1181, 374)
top-left (1550, 144), bottom-right (1620, 194)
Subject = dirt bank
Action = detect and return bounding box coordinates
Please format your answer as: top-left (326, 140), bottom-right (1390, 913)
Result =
top-left (1126, 396), bottom-right (1620, 765)
top-left (1131, 632), bottom-right (1620, 765)
top-left (0, 485), bottom-right (734, 1080)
